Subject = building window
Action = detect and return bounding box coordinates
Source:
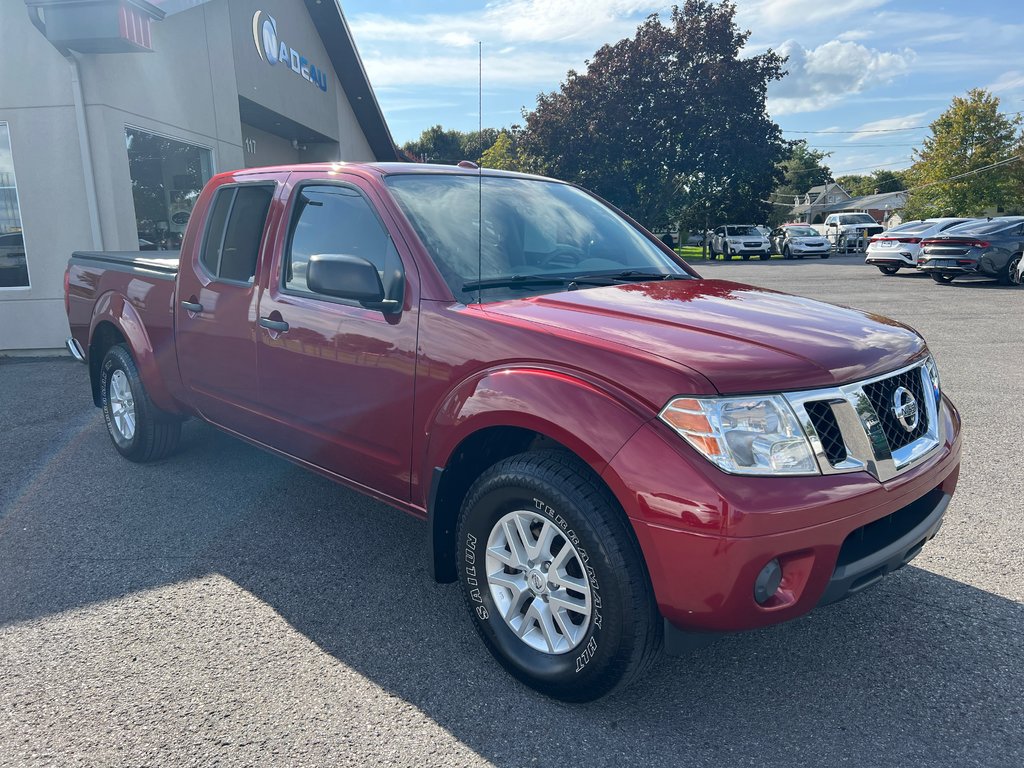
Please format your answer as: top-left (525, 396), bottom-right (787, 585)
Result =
top-left (125, 127), bottom-right (213, 251)
top-left (0, 122), bottom-right (29, 289)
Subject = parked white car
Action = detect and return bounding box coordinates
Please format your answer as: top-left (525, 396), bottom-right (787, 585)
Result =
top-left (865, 218), bottom-right (978, 275)
top-left (1016, 249), bottom-right (1024, 285)
top-left (710, 225), bottom-right (772, 260)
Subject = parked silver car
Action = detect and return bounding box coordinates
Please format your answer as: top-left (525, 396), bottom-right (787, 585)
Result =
top-left (865, 218), bottom-right (977, 275)
top-left (770, 224), bottom-right (830, 259)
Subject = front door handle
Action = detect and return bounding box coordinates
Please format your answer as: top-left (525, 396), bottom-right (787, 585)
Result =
top-left (258, 317), bottom-right (290, 333)
top-left (181, 300), bottom-right (203, 313)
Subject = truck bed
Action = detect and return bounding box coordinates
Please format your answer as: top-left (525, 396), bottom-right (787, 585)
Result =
top-left (70, 250), bottom-right (180, 277)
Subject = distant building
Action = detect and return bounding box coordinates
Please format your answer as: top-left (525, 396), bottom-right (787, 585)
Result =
top-left (791, 182), bottom-right (906, 226)
top-left (1, 0), bottom-right (396, 351)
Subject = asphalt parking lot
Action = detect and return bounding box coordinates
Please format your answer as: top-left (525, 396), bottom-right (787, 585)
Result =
top-left (1, 253), bottom-right (1022, 767)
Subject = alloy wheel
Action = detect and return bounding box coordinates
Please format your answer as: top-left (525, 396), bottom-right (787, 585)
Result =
top-left (485, 509), bottom-right (593, 654)
top-left (109, 369), bottom-right (137, 441)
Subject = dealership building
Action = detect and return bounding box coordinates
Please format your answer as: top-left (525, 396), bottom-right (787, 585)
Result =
top-left (0, 0), bottom-right (396, 352)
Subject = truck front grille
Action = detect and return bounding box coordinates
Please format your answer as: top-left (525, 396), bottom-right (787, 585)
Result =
top-left (862, 368), bottom-right (929, 451)
top-left (786, 361), bottom-right (943, 481)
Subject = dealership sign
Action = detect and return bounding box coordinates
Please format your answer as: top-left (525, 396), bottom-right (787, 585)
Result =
top-left (252, 11), bottom-right (328, 93)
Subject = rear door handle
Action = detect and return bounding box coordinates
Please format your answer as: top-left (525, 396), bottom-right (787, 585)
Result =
top-left (258, 317), bottom-right (290, 333)
top-left (180, 300), bottom-right (203, 313)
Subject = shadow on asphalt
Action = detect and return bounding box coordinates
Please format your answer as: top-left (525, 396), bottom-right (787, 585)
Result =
top-left (1, 359), bottom-right (1021, 766)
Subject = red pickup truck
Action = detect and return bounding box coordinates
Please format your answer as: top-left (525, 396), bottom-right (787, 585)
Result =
top-left (65, 162), bottom-right (961, 701)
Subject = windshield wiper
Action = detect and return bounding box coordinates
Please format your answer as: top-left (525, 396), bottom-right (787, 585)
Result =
top-left (462, 274), bottom-right (572, 291)
top-left (571, 270), bottom-right (692, 283)
top-left (463, 270), bottom-right (692, 293)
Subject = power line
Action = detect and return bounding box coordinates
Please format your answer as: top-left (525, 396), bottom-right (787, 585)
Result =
top-left (785, 127), bottom-right (925, 135)
top-left (781, 110), bottom-right (1024, 136)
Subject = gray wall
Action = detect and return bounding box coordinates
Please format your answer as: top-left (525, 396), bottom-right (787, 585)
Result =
top-left (0, 0), bottom-right (380, 351)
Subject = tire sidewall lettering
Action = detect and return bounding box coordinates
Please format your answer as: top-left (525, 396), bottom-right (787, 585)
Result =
top-left (461, 490), bottom-right (606, 675)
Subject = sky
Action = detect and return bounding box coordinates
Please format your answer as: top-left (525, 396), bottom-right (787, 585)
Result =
top-left (341, 0), bottom-right (1022, 179)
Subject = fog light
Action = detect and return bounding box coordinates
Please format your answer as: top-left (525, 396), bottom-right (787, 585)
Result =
top-left (754, 559), bottom-right (783, 605)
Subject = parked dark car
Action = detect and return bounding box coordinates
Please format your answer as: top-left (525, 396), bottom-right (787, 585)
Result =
top-left (917, 217), bottom-right (1024, 285)
top-left (770, 224), bottom-right (830, 259)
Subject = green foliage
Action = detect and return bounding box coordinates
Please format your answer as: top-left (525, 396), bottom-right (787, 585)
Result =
top-left (479, 130), bottom-right (531, 171)
top-left (767, 141), bottom-right (832, 226)
top-left (835, 169), bottom-right (908, 198)
top-left (402, 125), bottom-right (500, 165)
top-left (517, 1), bottom-right (787, 230)
top-left (903, 89), bottom-right (1022, 218)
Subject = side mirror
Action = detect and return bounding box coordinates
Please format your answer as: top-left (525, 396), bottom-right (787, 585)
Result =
top-left (306, 254), bottom-right (401, 313)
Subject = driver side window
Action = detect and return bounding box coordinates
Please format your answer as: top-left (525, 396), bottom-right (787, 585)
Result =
top-left (284, 185), bottom-right (401, 300)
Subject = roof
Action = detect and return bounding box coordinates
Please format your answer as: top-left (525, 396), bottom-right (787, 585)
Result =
top-left (230, 161), bottom-right (555, 181)
top-left (820, 191), bottom-right (908, 213)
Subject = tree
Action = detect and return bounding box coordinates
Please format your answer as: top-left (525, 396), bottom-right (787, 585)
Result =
top-left (479, 129), bottom-right (530, 171)
top-left (767, 140), bottom-right (832, 226)
top-left (836, 169), bottom-right (908, 198)
top-left (903, 89), bottom-right (1022, 218)
top-left (402, 126), bottom-right (500, 164)
top-left (518, 1), bottom-right (787, 231)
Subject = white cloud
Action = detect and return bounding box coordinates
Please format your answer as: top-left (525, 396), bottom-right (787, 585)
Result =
top-left (769, 39), bottom-right (915, 115)
top-left (739, 0), bottom-right (891, 32)
top-left (349, 1), bottom-right (654, 48)
top-left (349, 1), bottom-right (662, 94)
top-left (844, 111), bottom-right (931, 142)
top-left (988, 71), bottom-right (1024, 95)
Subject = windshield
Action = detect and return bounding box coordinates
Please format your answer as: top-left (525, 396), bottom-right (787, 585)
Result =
top-left (836, 214), bottom-right (876, 225)
top-left (784, 227), bottom-right (818, 237)
top-left (944, 218), bottom-right (1024, 235)
top-left (884, 220), bottom-right (930, 234)
top-left (725, 225), bottom-right (759, 236)
top-left (385, 174), bottom-right (688, 303)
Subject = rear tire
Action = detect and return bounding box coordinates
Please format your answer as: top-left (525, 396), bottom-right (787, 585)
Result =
top-left (100, 344), bottom-right (181, 462)
top-left (877, 265), bottom-right (900, 275)
top-left (1000, 254), bottom-right (1022, 286)
top-left (783, 246), bottom-right (793, 260)
top-left (456, 450), bottom-right (660, 702)
top-left (931, 273), bottom-right (956, 284)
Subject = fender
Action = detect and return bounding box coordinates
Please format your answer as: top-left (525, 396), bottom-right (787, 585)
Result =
top-left (89, 290), bottom-right (184, 414)
top-left (423, 364), bottom-right (653, 502)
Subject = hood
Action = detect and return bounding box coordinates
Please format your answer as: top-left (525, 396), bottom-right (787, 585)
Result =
top-left (485, 279), bottom-right (925, 394)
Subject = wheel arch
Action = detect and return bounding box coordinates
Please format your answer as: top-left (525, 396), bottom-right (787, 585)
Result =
top-left (87, 292), bottom-right (178, 412)
top-left (423, 367), bottom-right (651, 583)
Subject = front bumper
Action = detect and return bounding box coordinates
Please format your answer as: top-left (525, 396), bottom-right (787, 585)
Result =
top-left (601, 395), bottom-right (961, 636)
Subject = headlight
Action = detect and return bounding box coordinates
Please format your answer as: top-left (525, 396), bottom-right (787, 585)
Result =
top-left (923, 354), bottom-right (941, 406)
top-left (659, 396), bottom-right (819, 476)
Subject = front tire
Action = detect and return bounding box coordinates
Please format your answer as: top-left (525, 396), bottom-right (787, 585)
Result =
top-left (456, 450), bottom-right (660, 702)
top-left (100, 344), bottom-right (181, 462)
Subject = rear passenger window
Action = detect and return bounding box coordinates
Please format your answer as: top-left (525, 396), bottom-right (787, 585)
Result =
top-left (284, 185), bottom-right (401, 299)
top-left (199, 185), bottom-right (274, 283)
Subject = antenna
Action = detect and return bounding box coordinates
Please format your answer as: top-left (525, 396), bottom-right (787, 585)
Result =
top-left (477, 40), bottom-right (483, 306)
